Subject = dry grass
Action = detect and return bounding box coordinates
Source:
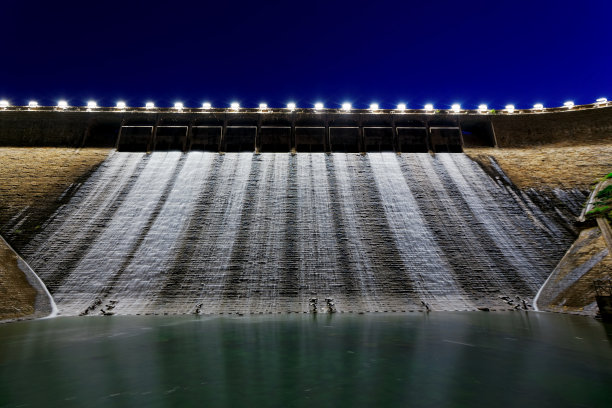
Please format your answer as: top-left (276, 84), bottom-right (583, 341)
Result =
top-left (465, 144), bottom-right (612, 190)
top-left (0, 148), bottom-right (110, 228)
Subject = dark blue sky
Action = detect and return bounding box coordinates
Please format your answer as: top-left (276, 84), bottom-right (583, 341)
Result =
top-left (2, 0), bottom-right (611, 109)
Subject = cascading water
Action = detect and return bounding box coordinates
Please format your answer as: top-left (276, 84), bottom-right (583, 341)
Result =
top-left (21, 152), bottom-right (576, 316)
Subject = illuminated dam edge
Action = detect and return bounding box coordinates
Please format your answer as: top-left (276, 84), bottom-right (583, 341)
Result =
top-left (1, 104), bottom-right (611, 151)
top-left (18, 151), bottom-right (584, 316)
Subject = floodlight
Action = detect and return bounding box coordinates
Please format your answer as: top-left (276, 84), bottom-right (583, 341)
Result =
top-left (174, 102), bottom-right (184, 110)
top-left (478, 104), bottom-right (488, 113)
top-left (563, 101), bottom-right (574, 109)
top-left (230, 102), bottom-right (240, 110)
top-left (145, 102), bottom-right (155, 109)
top-left (116, 101), bottom-right (126, 109)
top-left (202, 102), bottom-right (212, 109)
top-left (505, 104), bottom-right (515, 113)
top-left (451, 104), bottom-right (461, 113)
top-left (0, 100), bottom-right (9, 108)
top-left (596, 97), bottom-right (607, 104)
top-left (259, 103), bottom-right (268, 110)
top-left (58, 100), bottom-right (68, 109)
top-left (287, 102), bottom-right (296, 111)
top-left (314, 102), bottom-right (324, 110)
top-left (397, 103), bottom-right (406, 111)
top-left (533, 103), bottom-right (544, 110)
top-left (424, 104), bottom-right (434, 112)
top-left (87, 101), bottom-right (97, 109)
top-left (370, 103), bottom-right (379, 111)
top-left (341, 102), bottom-right (352, 111)
top-left (28, 101), bottom-right (39, 108)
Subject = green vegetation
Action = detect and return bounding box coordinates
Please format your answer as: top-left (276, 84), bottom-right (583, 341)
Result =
top-left (586, 182), bottom-right (612, 222)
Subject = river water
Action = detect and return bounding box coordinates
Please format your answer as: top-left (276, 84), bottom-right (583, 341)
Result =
top-left (1, 313), bottom-right (611, 407)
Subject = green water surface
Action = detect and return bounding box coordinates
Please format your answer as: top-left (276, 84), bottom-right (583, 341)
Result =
top-left (1, 312), bottom-right (611, 407)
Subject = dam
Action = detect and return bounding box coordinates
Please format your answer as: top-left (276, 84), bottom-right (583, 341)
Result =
top-left (0, 103), bottom-right (610, 317)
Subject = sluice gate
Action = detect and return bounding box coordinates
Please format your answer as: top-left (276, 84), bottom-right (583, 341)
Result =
top-left (116, 117), bottom-right (470, 153)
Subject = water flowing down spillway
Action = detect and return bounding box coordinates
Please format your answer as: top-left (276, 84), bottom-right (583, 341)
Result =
top-left (22, 152), bottom-right (576, 316)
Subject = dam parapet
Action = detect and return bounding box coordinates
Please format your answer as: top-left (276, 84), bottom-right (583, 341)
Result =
top-left (1, 104), bottom-right (610, 152)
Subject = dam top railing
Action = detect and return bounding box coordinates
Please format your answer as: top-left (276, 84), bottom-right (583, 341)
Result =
top-left (0, 100), bottom-right (610, 116)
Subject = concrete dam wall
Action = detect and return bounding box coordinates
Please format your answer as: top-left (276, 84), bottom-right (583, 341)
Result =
top-left (1, 105), bottom-right (611, 151)
top-left (19, 151), bottom-right (581, 316)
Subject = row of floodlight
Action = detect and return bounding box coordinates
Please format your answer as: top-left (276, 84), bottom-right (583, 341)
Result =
top-left (0, 98), bottom-right (609, 112)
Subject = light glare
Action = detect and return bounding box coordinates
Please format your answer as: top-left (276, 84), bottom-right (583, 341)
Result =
top-left (259, 103), bottom-right (268, 110)
top-left (596, 97), bottom-right (607, 104)
top-left (533, 103), bottom-right (544, 110)
top-left (0, 100), bottom-right (9, 108)
top-left (58, 100), bottom-right (68, 109)
top-left (314, 102), bottom-right (324, 110)
top-left (369, 103), bottom-right (379, 111)
top-left (28, 101), bottom-right (39, 108)
top-left (202, 102), bottom-right (212, 109)
top-left (116, 101), bottom-right (126, 109)
top-left (87, 101), bottom-right (97, 109)
top-left (451, 104), bottom-right (461, 113)
top-left (563, 101), bottom-right (574, 108)
top-left (478, 104), bottom-right (488, 112)
top-left (174, 102), bottom-right (184, 109)
top-left (287, 102), bottom-right (296, 110)
top-left (397, 103), bottom-right (406, 111)
top-left (424, 104), bottom-right (434, 111)
top-left (342, 102), bottom-right (352, 111)
top-left (145, 102), bottom-right (155, 109)
top-left (505, 104), bottom-right (515, 113)
top-left (230, 102), bottom-right (240, 110)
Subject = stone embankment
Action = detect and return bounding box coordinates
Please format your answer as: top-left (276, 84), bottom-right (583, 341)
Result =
top-left (0, 148), bottom-right (110, 251)
top-left (0, 235), bottom-right (55, 321)
top-left (0, 148), bottom-right (107, 320)
top-left (534, 174), bottom-right (612, 316)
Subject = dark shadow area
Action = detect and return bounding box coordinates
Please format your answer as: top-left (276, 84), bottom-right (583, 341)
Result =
top-left (364, 128), bottom-right (394, 152)
top-left (190, 127), bottom-right (221, 152)
top-left (461, 120), bottom-right (496, 147)
top-left (430, 127), bottom-right (463, 152)
top-left (85, 123), bottom-right (120, 147)
top-left (295, 127), bottom-right (326, 152)
top-left (330, 127), bottom-right (360, 153)
top-left (259, 127), bottom-right (291, 152)
top-left (397, 127), bottom-right (428, 153)
top-left (222, 127), bottom-right (256, 152)
top-left (154, 126), bottom-right (187, 151)
top-left (117, 126), bottom-right (153, 152)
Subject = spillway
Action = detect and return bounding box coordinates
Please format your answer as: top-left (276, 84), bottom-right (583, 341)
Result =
top-left (21, 152), bottom-right (575, 316)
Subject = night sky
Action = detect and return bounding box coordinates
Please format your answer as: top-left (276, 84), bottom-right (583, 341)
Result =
top-left (1, 0), bottom-right (611, 109)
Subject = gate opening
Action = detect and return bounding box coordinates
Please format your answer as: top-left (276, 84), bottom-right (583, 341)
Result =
top-left (223, 126), bottom-right (256, 152)
top-left (259, 127), bottom-right (291, 152)
top-left (117, 126), bottom-right (153, 152)
top-left (430, 127), bottom-right (462, 152)
top-left (190, 127), bottom-right (221, 151)
top-left (330, 127), bottom-right (360, 153)
top-left (295, 127), bottom-right (326, 152)
top-left (397, 127), bottom-right (428, 153)
top-left (364, 127), bottom-right (394, 152)
top-left (154, 126), bottom-right (187, 151)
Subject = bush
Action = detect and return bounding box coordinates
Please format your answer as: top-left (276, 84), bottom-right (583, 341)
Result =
top-left (596, 185), bottom-right (612, 201)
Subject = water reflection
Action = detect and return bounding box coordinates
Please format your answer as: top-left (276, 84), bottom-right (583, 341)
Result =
top-left (1, 312), bottom-right (611, 407)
